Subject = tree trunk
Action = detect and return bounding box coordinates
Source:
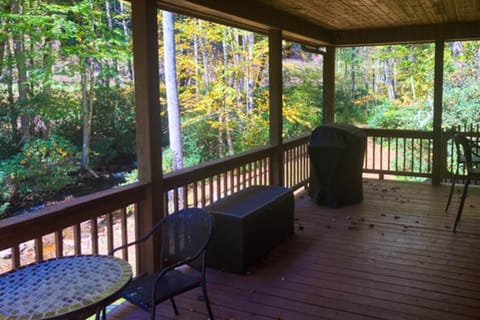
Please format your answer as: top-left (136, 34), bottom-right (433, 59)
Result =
top-left (42, 39), bottom-right (54, 95)
top-left (193, 21), bottom-right (200, 96)
top-left (198, 21), bottom-right (209, 88)
top-left (384, 59), bottom-right (396, 99)
top-left (6, 41), bottom-right (14, 105)
top-left (119, 0), bottom-right (133, 80)
top-left (162, 11), bottom-right (184, 171)
top-left (12, 0), bottom-right (30, 142)
top-left (245, 32), bottom-right (254, 113)
top-left (80, 58), bottom-right (97, 175)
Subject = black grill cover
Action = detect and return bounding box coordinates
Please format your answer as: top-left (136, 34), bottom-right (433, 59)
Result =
top-left (308, 124), bottom-right (366, 207)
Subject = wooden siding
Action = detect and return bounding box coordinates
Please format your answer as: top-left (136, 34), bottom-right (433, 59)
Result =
top-left (107, 179), bottom-right (480, 320)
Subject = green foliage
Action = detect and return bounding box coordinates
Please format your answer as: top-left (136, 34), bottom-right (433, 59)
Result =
top-left (121, 169), bottom-right (138, 185)
top-left (0, 135), bottom-right (79, 199)
top-left (366, 99), bottom-right (432, 130)
top-left (0, 95), bottom-right (21, 160)
top-left (334, 88), bottom-right (368, 124)
top-left (91, 86), bottom-right (136, 167)
top-left (0, 170), bottom-right (14, 217)
top-left (335, 44), bottom-right (435, 129)
top-left (283, 59), bottom-right (323, 138)
top-left (442, 81), bottom-right (480, 128)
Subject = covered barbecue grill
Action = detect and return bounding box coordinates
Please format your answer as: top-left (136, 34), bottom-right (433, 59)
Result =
top-left (308, 123), bottom-right (367, 207)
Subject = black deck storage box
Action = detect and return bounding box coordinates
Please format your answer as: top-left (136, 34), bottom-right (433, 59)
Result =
top-left (206, 185), bottom-right (294, 274)
top-left (308, 123), bottom-right (366, 207)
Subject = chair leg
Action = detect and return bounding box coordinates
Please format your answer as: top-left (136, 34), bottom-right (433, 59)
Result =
top-left (446, 164), bottom-right (459, 211)
top-left (453, 178), bottom-right (470, 232)
top-left (170, 297), bottom-right (179, 315)
top-left (95, 306), bottom-right (106, 320)
top-left (202, 285), bottom-right (214, 320)
top-left (150, 303), bottom-right (157, 320)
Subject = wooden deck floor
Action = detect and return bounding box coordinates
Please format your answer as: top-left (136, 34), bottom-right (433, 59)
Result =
top-left (107, 179), bottom-right (480, 320)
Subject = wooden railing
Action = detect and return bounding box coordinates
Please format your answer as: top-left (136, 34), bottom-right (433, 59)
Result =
top-left (0, 182), bottom-right (148, 274)
top-left (162, 134), bottom-right (313, 212)
top-left (363, 128), bottom-right (434, 179)
top-left (282, 133), bottom-right (310, 189)
top-left (1, 127), bottom-right (478, 275)
top-left (163, 145), bottom-right (274, 213)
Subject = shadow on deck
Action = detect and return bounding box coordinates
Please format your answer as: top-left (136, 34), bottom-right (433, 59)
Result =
top-left (107, 179), bottom-right (480, 320)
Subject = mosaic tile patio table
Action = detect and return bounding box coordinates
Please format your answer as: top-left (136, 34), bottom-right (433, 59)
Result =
top-left (0, 255), bottom-right (132, 320)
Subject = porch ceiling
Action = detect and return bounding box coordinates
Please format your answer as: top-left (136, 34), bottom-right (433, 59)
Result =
top-left (161, 0), bottom-right (480, 45)
top-left (256, 0), bottom-right (480, 31)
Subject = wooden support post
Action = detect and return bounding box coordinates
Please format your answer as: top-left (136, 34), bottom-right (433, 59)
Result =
top-left (269, 29), bottom-right (284, 186)
top-left (323, 46), bottom-right (335, 124)
top-left (131, 0), bottom-right (164, 274)
top-left (432, 40), bottom-right (444, 186)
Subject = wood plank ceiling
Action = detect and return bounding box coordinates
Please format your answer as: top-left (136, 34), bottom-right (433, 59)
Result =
top-left (162, 0), bottom-right (480, 45)
top-left (257, 0), bottom-right (480, 30)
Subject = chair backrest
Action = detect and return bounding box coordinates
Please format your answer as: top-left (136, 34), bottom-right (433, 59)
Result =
top-left (454, 134), bottom-right (475, 171)
top-left (160, 208), bottom-right (214, 270)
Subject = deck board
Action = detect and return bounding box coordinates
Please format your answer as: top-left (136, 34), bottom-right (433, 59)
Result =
top-left (107, 179), bottom-right (480, 320)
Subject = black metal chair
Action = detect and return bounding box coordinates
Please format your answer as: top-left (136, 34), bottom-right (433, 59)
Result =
top-left (449, 134), bottom-right (480, 232)
top-left (445, 132), bottom-right (480, 212)
top-left (107, 207), bottom-right (215, 319)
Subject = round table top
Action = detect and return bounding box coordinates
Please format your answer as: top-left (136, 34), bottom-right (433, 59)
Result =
top-left (0, 255), bottom-right (132, 320)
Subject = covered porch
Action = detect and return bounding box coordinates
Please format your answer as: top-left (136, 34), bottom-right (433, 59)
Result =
top-left (107, 179), bottom-right (480, 320)
top-left (1, 0), bottom-right (480, 319)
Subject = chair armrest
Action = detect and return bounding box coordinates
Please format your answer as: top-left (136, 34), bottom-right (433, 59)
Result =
top-left (110, 239), bottom-right (141, 256)
top-left (110, 217), bottom-right (166, 255)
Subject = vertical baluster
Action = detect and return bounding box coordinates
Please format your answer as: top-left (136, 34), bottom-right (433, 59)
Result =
top-left (225, 169), bottom-right (230, 194)
top-left (173, 188), bottom-right (179, 212)
top-left (387, 137), bottom-right (391, 171)
top-left (208, 176), bottom-right (214, 204)
top-left (200, 179), bottom-right (206, 207)
top-left (263, 158), bottom-right (267, 184)
top-left (363, 137), bottom-right (368, 170)
top-left (35, 237), bottom-right (43, 262)
top-left (217, 173), bottom-right (222, 199)
top-left (242, 162), bottom-right (251, 189)
top-left (106, 213), bottom-right (114, 256)
top-left (419, 138), bottom-right (424, 174)
top-left (55, 230), bottom-right (63, 257)
top-left (303, 143), bottom-right (308, 183)
top-left (120, 207), bottom-right (128, 260)
top-left (134, 203), bottom-right (141, 275)
top-left (193, 181), bottom-right (199, 207)
top-left (91, 218), bottom-right (99, 254)
top-left (73, 224), bottom-right (81, 255)
top-left (379, 137), bottom-right (384, 171)
top-left (229, 166), bottom-right (238, 194)
top-left (290, 148), bottom-right (294, 187)
top-left (12, 246), bottom-right (20, 269)
top-left (182, 185), bottom-right (188, 209)
top-left (257, 159), bottom-right (261, 185)
top-left (410, 138), bottom-right (415, 173)
top-left (395, 137), bottom-right (399, 172)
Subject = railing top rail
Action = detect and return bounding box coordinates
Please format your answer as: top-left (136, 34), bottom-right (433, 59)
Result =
top-left (0, 181), bottom-right (149, 251)
top-left (363, 128), bottom-right (434, 138)
top-left (163, 144), bottom-right (275, 189)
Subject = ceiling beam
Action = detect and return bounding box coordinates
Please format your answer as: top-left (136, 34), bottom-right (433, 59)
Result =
top-left (161, 0), bottom-right (334, 45)
top-left (334, 22), bottom-right (480, 46)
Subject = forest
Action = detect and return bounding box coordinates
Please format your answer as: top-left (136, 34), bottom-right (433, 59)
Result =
top-left (0, 0), bottom-right (479, 218)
